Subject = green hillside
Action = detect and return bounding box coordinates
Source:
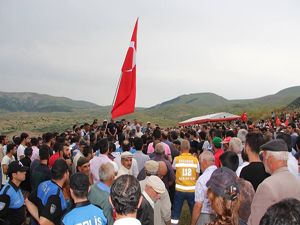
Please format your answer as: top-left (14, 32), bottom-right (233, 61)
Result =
top-left (0, 92), bottom-right (101, 112)
top-left (145, 86), bottom-right (300, 122)
top-left (152, 93), bottom-right (229, 108)
top-left (286, 97), bottom-right (300, 110)
top-left (0, 86), bottom-right (299, 135)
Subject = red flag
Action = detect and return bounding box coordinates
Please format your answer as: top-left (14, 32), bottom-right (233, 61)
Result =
top-left (111, 19), bottom-right (138, 119)
top-left (275, 116), bottom-right (281, 126)
top-left (241, 112), bottom-right (247, 122)
top-left (285, 119), bottom-right (289, 126)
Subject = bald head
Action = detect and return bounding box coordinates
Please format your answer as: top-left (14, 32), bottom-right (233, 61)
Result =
top-left (158, 161), bottom-right (167, 178)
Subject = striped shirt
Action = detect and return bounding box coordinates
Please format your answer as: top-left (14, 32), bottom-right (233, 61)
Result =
top-left (195, 165), bottom-right (217, 214)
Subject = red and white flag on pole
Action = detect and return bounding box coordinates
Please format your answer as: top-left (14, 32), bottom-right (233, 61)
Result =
top-left (111, 19), bottom-right (138, 119)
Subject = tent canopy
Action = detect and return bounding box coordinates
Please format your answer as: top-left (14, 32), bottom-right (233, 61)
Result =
top-left (179, 112), bottom-right (241, 126)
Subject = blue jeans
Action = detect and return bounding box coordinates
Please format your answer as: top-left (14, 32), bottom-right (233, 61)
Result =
top-left (171, 191), bottom-right (195, 222)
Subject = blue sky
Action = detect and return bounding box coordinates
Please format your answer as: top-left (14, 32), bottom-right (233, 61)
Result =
top-left (0, 0), bottom-right (299, 107)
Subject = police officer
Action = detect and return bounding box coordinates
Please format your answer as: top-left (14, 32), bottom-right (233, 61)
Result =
top-left (0, 161), bottom-right (27, 225)
top-left (61, 172), bottom-right (107, 225)
top-left (26, 159), bottom-right (69, 225)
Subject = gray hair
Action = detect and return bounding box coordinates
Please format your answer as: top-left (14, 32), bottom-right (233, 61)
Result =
top-left (199, 150), bottom-right (215, 163)
top-left (99, 162), bottom-right (115, 181)
top-left (265, 151), bottom-right (289, 161)
top-left (237, 129), bottom-right (248, 144)
top-left (229, 137), bottom-right (243, 154)
top-left (181, 139), bottom-right (190, 151)
top-left (155, 143), bottom-right (165, 154)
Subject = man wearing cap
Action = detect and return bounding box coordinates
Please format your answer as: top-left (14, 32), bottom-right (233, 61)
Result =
top-left (114, 141), bottom-right (139, 177)
top-left (171, 140), bottom-right (200, 225)
top-left (76, 157), bottom-right (93, 185)
top-left (139, 160), bottom-right (160, 186)
top-left (139, 160), bottom-right (172, 225)
top-left (117, 151), bottom-right (134, 177)
top-left (0, 161), bottom-right (27, 225)
top-left (61, 172), bottom-right (107, 225)
top-left (26, 159), bottom-right (69, 225)
top-left (212, 137), bottom-right (223, 167)
top-left (276, 132), bottom-right (298, 177)
top-left (76, 157), bottom-right (89, 174)
top-left (205, 167), bottom-right (241, 225)
top-left (191, 151), bottom-right (217, 225)
top-left (137, 175), bottom-right (166, 225)
top-left (248, 139), bottom-right (300, 225)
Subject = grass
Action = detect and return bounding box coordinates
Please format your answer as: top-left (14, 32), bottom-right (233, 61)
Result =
top-left (180, 202), bottom-right (192, 225)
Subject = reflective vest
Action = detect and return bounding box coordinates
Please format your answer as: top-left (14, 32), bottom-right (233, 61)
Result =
top-left (173, 153), bottom-right (199, 192)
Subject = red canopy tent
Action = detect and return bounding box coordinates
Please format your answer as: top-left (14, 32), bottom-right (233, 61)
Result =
top-left (179, 112), bottom-right (241, 126)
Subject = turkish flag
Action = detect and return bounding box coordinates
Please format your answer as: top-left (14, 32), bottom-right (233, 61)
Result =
top-left (111, 19), bottom-right (138, 119)
top-left (241, 112), bottom-right (247, 122)
top-left (285, 119), bottom-right (289, 126)
top-left (275, 116), bottom-right (281, 126)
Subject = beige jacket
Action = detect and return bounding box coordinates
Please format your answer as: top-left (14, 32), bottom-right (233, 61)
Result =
top-left (248, 167), bottom-right (300, 225)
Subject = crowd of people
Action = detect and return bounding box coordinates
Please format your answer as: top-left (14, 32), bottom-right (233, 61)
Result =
top-left (0, 113), bottom-right (300, 225)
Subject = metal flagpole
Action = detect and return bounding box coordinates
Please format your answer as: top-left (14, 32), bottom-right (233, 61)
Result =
top-left (109, 72), bottom-right (123, 119)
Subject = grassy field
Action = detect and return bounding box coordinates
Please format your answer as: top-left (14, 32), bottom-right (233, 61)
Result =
top-left (0, 106), bottom-right (292, 138)
top-left (0, 109), bottom-right (180, 137)
top-left (0, 110), bottom-right (105, 137)
top-left (180, 202), bottom-right (192, 225)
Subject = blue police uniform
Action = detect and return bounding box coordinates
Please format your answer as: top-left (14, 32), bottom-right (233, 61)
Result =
top-left (0, 181), bottom-right (25, 225)
top-left (61, 201), bottom-right (107, 225)
top-left (29, 180), bottom-right (67, 224)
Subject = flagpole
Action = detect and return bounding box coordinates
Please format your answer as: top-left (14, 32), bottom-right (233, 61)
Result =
top-left (110, 72), bottom-right (123, 119)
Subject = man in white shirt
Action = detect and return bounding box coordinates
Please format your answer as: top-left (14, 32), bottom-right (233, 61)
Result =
top-left (17, 133), bottom-right (30, 160)
top-left (1, 143), bottom-right (16, 186)
top-left (191, 151), bottom-right (217, 225)
top-left (90, 138), bottom-right (117, 183)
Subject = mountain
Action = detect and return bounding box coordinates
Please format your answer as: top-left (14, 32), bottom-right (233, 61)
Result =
top-left (0, 92), bottom-right (101, 112)
top-left (230, 86), bottom-right (300, 109)
top-left (286, 97), bottom-right (300, 110)
top-left (0, 86), bottom-right (299, 119)
top-left (0, 87), bottom-right (299, 134)
top-left (144, 86), bottom-right (300, 121)
top-left (152, 93), bottom-right (229, 108)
